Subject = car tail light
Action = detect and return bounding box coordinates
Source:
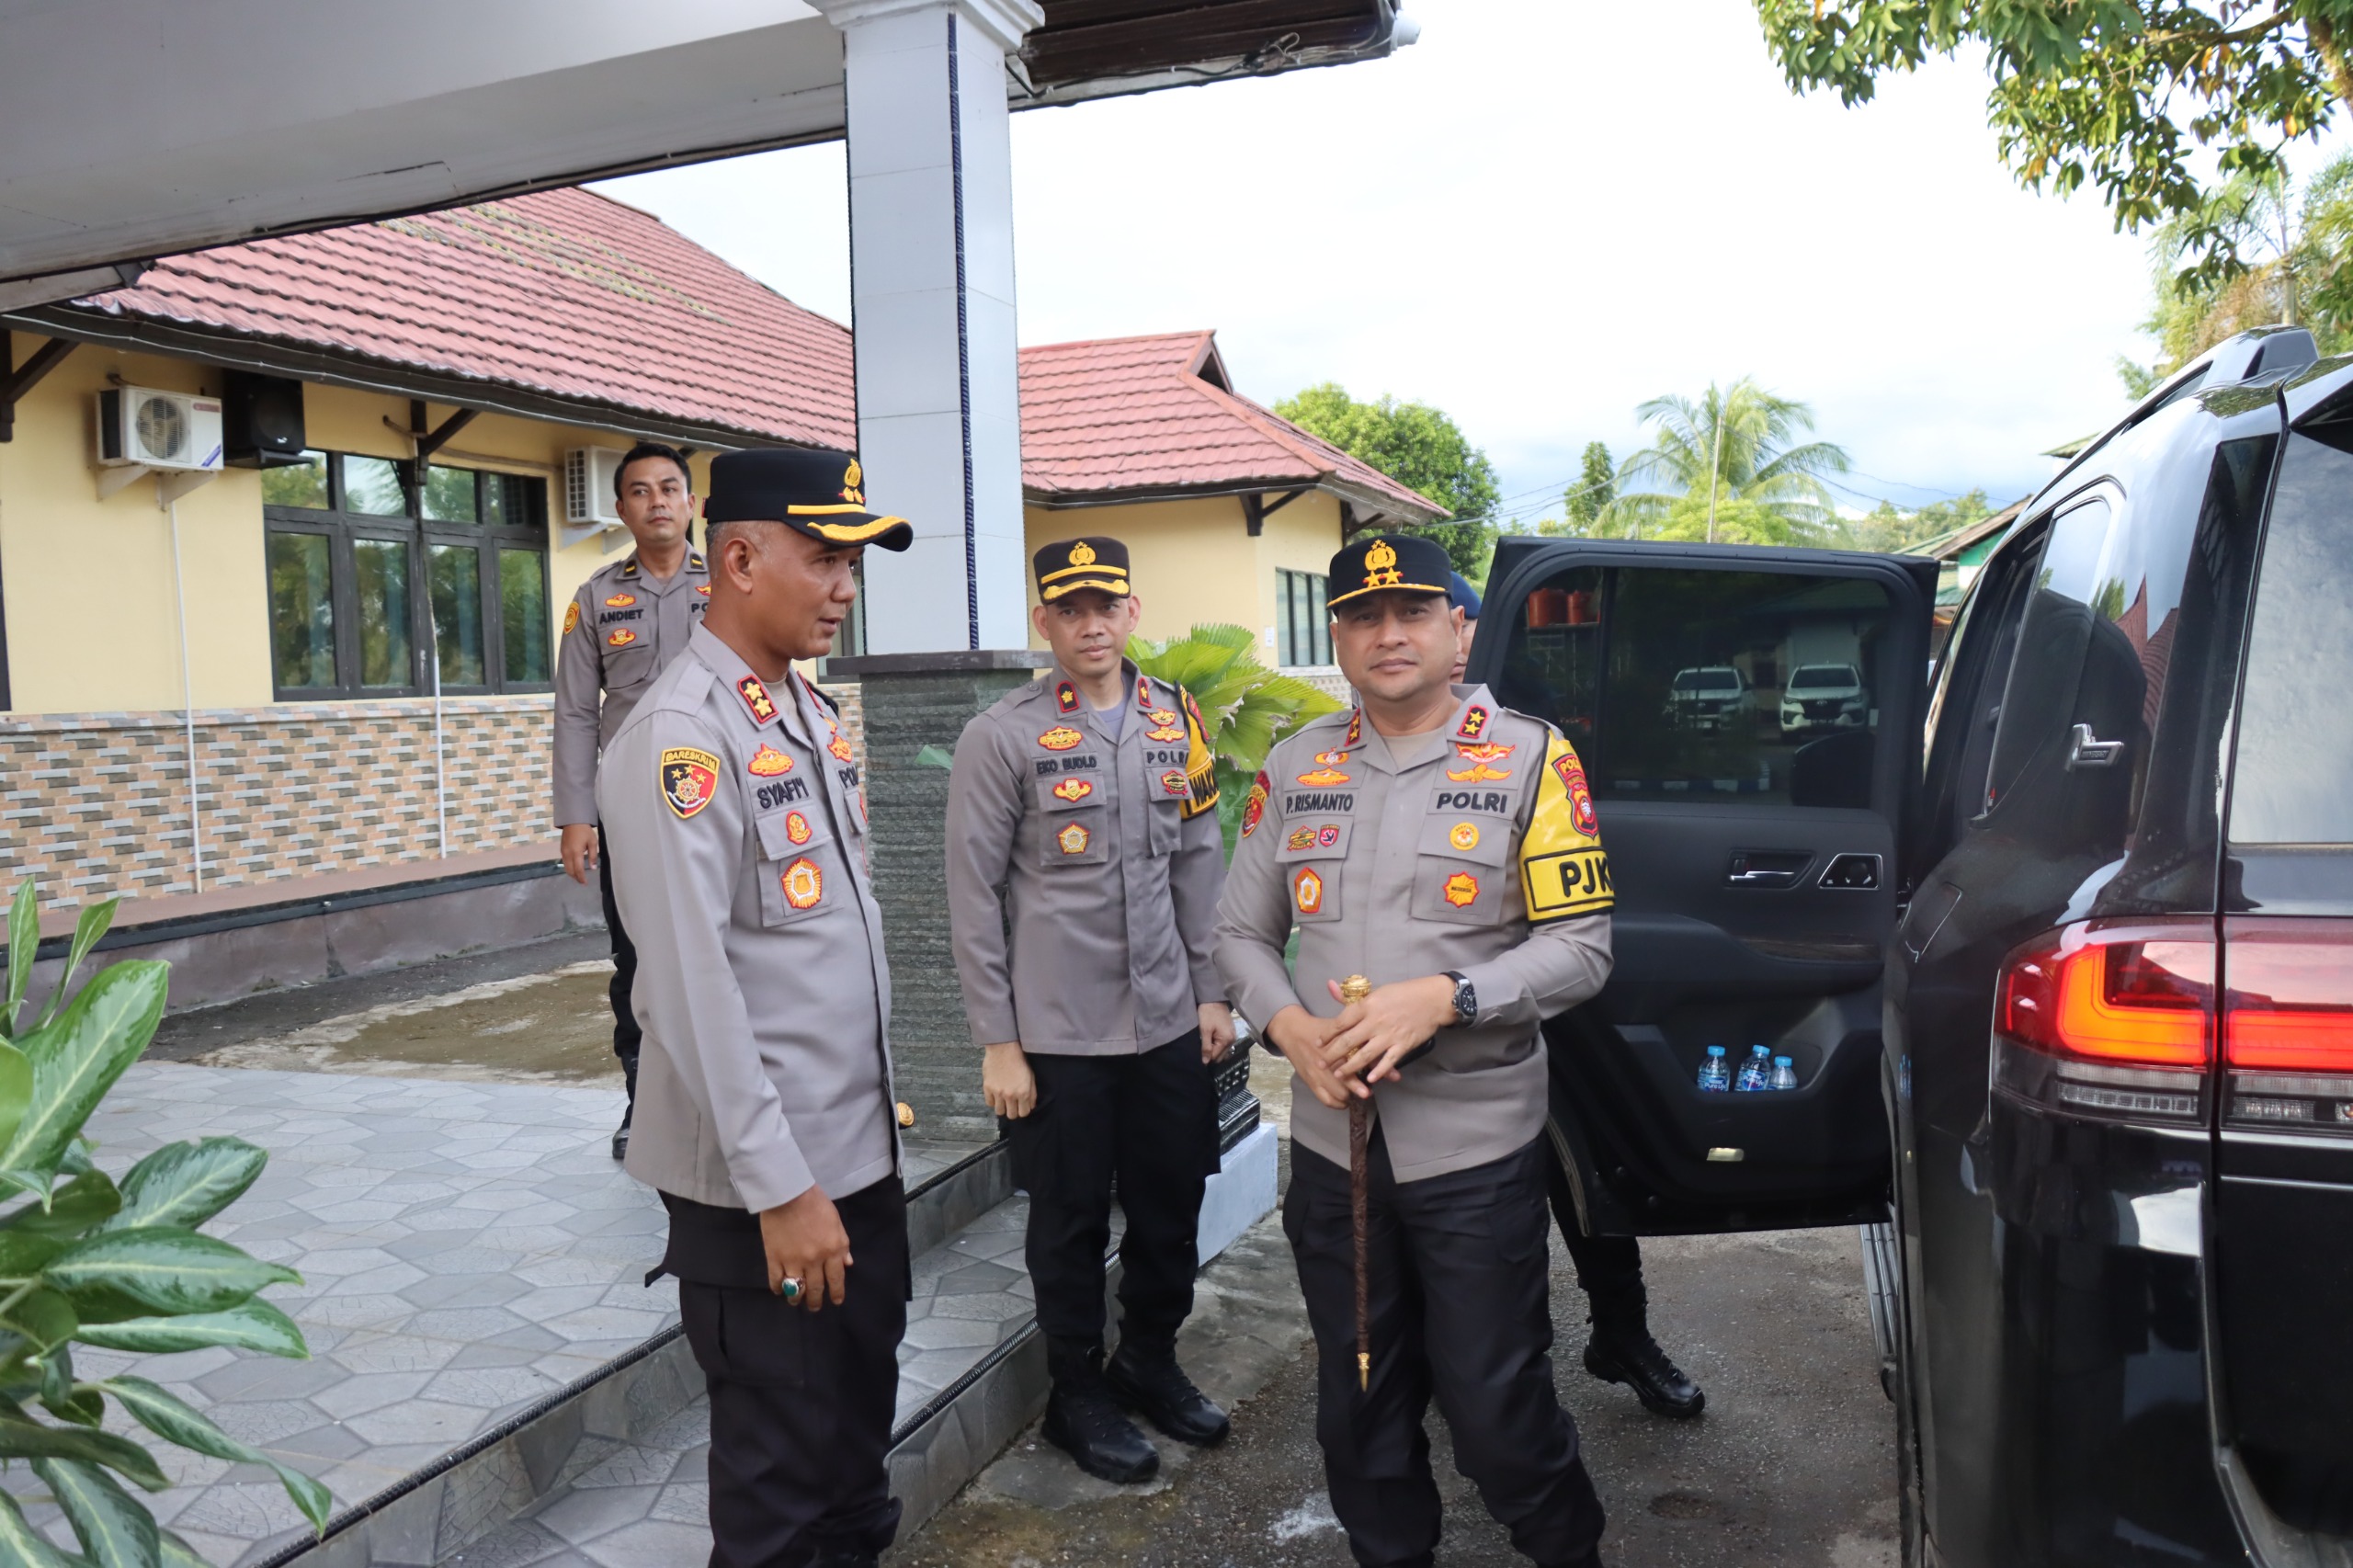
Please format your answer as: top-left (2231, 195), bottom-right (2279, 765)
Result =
top-left (1995, 919), bottom-right (2213, 1122)
top-left (2222, 918), bottom-right (2353, 1131)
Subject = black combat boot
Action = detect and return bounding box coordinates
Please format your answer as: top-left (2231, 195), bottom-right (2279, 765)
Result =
top-left (1583, 1310), bottom-right (1705, 1419)
top-left (1105, 1333), bottom-right (1229, 1446)
top-left (1040, 1336), bottom-right (1159, 1483)
top-left (611, 1057), bottom-right (636, 1161)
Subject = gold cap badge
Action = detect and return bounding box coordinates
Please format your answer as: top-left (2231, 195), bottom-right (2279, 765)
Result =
top-left (1363, 539), bottom-right (1403, 588)
top-left (840, 459), bottom-right (865, 505)
top-left (1069, 540), bottom-right (1097, 567)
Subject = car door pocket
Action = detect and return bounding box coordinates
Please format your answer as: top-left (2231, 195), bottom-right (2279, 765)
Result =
top-left (1725, 849), bottom-right (1814, 889)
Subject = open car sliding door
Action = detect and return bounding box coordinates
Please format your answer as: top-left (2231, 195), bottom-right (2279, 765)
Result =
top-left (1475, 538), bottom-right (1936, 1235)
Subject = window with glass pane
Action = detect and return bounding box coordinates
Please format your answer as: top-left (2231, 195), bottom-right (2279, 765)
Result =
top-left (260, 451), bottom-right (330, 510)
top-left (1495, 565), bottom-right (1892, 808)
top-left (500, 550), bottom-right (549, 684)
top-left (267, 532), bottom-right (335, 687)
top-left (353, 539), bottom-right (414, 687)
top-left (422, 466), bottom-right (478, 523)
top-left (430, 544), bottom-right (484, 686)
top-left (343, 456), bottom-right (408, 517)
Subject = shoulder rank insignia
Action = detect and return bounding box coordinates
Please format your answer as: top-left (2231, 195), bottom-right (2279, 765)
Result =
top-left (605, 592), bottom-right (636, 608)
top-left (1444, 871), bottom-right (1481, 907)
top-left (688, 552), bottom-right (706, 571)
top-left (1242, 772), bottom-right (1269, 837)
top-left (661, 747), bottom-right (721, 819)
top-left (1057, 822), bottom-right (1091, 856)
top-left (784, 811), bottom-right (813, 845)
top-left (1344, 709), bottom-right (1362, 746)
top-left (1056, 681), bottom-right (1080, 715)
top-left (607, 629), bottom-right (638, 648)
top-left (1051, 778), bottom-right (1094, 802)
top-left (780, 858), bottom-right (823, 909)
top-left (563, 602), bottom-right (580, 636)
top-left (747, 744), bottom-right (792, 778)
top-left (620, 558), bottom-right (640, 578)
top-left (1039, 725), bottom-right (1084, 752)
top-left (1456, 705), bottom-right (1491, 742)
top-left (736, 676), bottom-right (779, 725)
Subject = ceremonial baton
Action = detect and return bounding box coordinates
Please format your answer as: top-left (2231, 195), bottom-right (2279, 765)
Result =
top-left (1340, 973), bottom-right (1373, 1392)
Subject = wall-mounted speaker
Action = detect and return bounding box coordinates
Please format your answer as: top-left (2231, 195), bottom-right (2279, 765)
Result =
top-left (222, 371), bottom-right (306, 467)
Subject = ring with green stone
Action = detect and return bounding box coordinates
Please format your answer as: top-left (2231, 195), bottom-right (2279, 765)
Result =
top-left (781, 1277), bottom-right (803, 1302)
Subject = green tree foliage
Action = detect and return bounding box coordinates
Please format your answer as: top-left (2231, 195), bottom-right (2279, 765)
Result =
top-left (1544, 442), bottom-right (1615, 538)
top-left (0, 882), bottom-right (329, 1565)
top-left (1752, 2), bottom-right (2353, 290)
top-left (1127, 624), bottom-right (1342, 856)
top-left (1846, 487), bottom-right (2001, 552)
top-left (1273, 383), bottom-right (1501, 578)
top-left (1608, 380), bottom-right (1853, 545)
top-left (2118, 149), bottom-right (2353, 391)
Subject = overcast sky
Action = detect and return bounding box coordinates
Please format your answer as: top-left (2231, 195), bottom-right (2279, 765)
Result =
top-left (597, 0), bottom-right (2348, 527)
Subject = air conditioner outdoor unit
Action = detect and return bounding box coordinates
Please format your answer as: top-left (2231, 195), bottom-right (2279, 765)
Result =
top-left (563, 447), bottom-right (628, 526)
top-left (96, 387), bottom-right (223, 472)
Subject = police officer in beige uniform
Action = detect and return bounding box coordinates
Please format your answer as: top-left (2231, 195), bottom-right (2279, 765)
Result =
top-left (945, 536), bottom-right (1233, 1483)
top-left (552, 441), bottom-right (711, 1158)
top-left (1214, 533), bottom-right (1618, 1568)
top-left (599, 447), bottom-right (911, 1568)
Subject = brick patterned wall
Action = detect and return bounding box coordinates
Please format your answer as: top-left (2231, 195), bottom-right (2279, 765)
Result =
top-left (0, 687), bottom-right (869, 912)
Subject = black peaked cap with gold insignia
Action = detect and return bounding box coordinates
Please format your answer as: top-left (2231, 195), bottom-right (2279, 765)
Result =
top-left (1034, 536), bottom-right (1132, 602)
top-left (704, 448), bottom-right (914, 551)
top-left (1327, 533), bottom-right (1451, 608)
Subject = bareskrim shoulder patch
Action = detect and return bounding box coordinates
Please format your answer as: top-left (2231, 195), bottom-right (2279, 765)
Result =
top-left (660, 747), bottom-right (722, 819)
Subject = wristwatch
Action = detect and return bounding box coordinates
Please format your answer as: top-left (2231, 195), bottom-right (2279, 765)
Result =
top-left (1441, 970), bottom-right (1477, 1028)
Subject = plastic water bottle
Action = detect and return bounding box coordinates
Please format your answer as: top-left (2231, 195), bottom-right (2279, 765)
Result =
top-left (1698, 1045), bottom-right (1732, 1093)
top-left (1770, 1055), bottom-right (1800, 1091)
top-left (1735, 1045), bottom-right (1772, 1093)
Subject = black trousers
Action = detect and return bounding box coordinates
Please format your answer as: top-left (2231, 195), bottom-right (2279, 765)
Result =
top-left (596, 824), bottom-right (642, 1097)
top-left (1008, 1032), bottom-right (1219, 1352)
top-left (662, 1180), bottom-right (910, 1568)
top-left (1285, 1134), bottom-right (1605, 1568)
top-left (1542, 1147), bottom-right (1649, 1330)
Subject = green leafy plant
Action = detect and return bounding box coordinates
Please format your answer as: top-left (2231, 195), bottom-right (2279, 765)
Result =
top-left (0, 881), bottom-right (328, 1566)
top-left (1128, 623), bottom-right (1345, 854)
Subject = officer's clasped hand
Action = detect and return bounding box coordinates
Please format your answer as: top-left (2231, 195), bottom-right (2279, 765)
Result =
top-left (1322, 976), bottom-right (1459, 1096)
top-left (759, 1186), bottom-right (853, 1312)
top-left (1264, 1006), bottom-right (1354, 1109)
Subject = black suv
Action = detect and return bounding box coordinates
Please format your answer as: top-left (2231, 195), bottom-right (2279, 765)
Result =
top-left (1474, 326), bottom-right (2353, 1566)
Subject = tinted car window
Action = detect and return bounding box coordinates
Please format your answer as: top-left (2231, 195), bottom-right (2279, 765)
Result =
top-left (2231, 419), bottom-right (2353, 846)
top-left (1496, 565), bottom-right (1893, 810)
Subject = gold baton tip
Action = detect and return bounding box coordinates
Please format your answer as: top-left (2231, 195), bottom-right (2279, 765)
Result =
top-left (1340, 974), bottom-right (1372, 1003)
top-left (1358, 1351), bottom-right (1370, 1389)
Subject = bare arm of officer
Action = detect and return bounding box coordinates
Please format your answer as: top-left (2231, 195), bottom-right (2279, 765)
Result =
top-left (760, 1185), bottom-right (853, 1312)
top-left (551, 586), bottom-right (605, 873)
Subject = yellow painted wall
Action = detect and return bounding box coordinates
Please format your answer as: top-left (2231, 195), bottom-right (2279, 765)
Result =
top-left (0, 334), bottom-right (711, 715)
top-left (1022, 489), bottom-right (1343, 662)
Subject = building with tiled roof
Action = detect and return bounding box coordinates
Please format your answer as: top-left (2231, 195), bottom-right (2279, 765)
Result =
top-left (0, 188), bottom-right (1436, 907)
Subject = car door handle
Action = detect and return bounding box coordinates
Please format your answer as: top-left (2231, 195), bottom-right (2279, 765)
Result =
top-left (1726, 851), bottom-right (1813, 889)
top-left (2065, 723), bottom-right (2126, 770)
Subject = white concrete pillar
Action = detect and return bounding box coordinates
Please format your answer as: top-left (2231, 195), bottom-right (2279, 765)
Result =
top-left (813, 0), bottom-right (1041, 653)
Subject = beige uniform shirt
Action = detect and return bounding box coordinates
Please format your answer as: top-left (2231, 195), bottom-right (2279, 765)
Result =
top-left (599, 623), bottom-right (895, 1211)
top-left (1211, 687), bottom-right (1615, 1184)
top-left (945, 665), bottom-right (1225, 1055)
top-left (552, 549), bottom-right (711, 827)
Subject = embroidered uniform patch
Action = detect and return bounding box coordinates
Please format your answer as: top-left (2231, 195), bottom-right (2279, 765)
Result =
top-left (1242, 773), bottom-right (1269, 838)
top-left (781, 858), bottom-right (823, 909)
top-left (1344, 710), bottom-right (1363, 745)
top-left (1456, 742), bottom-right (1515, 764)
top-left (1057, 822), bottom-right (1091, 856)
top-left (1294, 867), bottom-right (1324, 915)
top-left (1159, 768), bottom-right (1190, 797)
top-left (605, 593), bottom-right (636, 608)
top-left (1296, 754), bottom-right (1352, 786)
top-left (660, 748), bottom-right (721, 819)
top-left (1456, 705), bottom-right (1492, 742)
top-left (1149, 708), bottom-right (1178, 727)
top-left (1522, 732), bottom-right (1614, 922)
top-left (1444, 871), bottom-right (1481, 907)
top-left (1317, 824), bottom-right (1341, 847)
top-left (1056, 681), bottom-right (1080, 715)
top-left (1051, 778), bottom-right (1094, 802)
top-left (1144, 725), bottom-right (1187, 744)
top-left (1285, 826), bottom-right (1318, 851)
top-left (1552, 751), bottom-right (1599, 836)
top-left (607, 630), bottom-right (637, 648)
top-left (1039, 726), bottom-right (1084, 752)
top-left (1446, 759), bottom-right (1511, 783)
top-left (736, 677), bottom-right (779, 724)
top-left (784, 811), bottom-right (813, 845)
top-left (1449, 822), bottom-right (1481, 852)
top-left (563, 603), bottom-right (580, 635)
top-left (696, 583), bottom-right (711, 597)
top-left (747, 744), bottom-right (792, 777)
top-left (828, 733), bottom-right (855, 764)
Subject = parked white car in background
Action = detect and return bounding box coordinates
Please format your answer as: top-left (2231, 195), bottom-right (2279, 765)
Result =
top-left (1779, 663), bottom-right (1870, 733)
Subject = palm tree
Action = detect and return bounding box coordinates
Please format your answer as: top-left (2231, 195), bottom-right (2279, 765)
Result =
top-left (1606, 379), bottom-right (1851, 546)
